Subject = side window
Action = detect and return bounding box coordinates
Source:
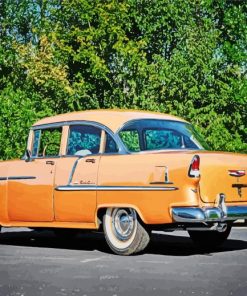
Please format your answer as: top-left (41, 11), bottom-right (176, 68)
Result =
top-left (32, 130), bottom-right (41, 156)
top-left (144, 129), bottom-right (198, 150)
top-left (145, 129), bottom-right (181, 150)
top-left (105, 133), bottom-right (119, 153)
top-left (67, 125), bottom-right (101, 156)
top-left (32, 128), bottom-right (62, 157)
top-left (119, 130), bottom-right (140, 152)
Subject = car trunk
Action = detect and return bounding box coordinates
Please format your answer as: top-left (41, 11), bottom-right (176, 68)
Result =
top-left (198, 152), bottom-right (247, 203)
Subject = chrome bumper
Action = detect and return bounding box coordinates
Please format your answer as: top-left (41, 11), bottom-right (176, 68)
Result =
top-left (172, 206), bottom-right (247, 223)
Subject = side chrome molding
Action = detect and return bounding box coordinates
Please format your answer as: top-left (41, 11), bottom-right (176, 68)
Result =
top-left (55, 185), bottom-right (179, 192)
top-left (0, 176), bottom-right (36, 181)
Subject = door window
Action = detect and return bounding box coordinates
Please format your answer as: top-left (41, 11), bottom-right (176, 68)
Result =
top-left (67, 125), bottom-right (101, 156)
top-left (31, 128), bottom-right (62, 157)
top-left (105, 133), bottom-right (119, 153)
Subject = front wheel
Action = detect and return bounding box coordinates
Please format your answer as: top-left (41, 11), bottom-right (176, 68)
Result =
top-left (103, 208), bottom-right (150, 255)
top-left (188, 225), bottom-right (232, 249)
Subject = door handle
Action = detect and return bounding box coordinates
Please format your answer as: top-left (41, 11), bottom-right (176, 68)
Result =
top-left (85, 158), bottom-right (96, 163)
top-left (46, 160), bottom-right (55, 165)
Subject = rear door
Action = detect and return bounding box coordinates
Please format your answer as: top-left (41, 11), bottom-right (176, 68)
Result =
top-left (54, 124), bottom-right (102, 222)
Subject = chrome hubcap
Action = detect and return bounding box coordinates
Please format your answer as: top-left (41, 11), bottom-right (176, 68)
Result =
top-left (112, 208), bottom-right (137, 241)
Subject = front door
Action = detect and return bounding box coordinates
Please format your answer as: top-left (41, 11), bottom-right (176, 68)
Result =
top-left (7, 159), bottom-right (56, 221)
top-left (7, 126), bottom-right (62, 222)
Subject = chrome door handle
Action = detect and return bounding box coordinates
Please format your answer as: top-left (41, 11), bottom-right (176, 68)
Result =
top-left (85, 158), bottom-right (96, 163)
top-left (46, 160), bottom-right (55, 165)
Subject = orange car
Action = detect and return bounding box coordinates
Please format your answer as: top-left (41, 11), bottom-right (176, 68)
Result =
top-left (0, 110), bottom-right (246, 255)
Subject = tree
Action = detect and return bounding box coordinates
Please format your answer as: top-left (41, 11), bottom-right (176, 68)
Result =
top-left (0, 0), bottom-right (246, 160)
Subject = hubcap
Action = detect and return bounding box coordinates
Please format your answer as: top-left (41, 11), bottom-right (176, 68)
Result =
top-left (112, 208), bottom-right (137, 241)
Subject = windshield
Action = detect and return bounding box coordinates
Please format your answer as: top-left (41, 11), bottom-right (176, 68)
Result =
top-left (118, 119), bottom-right (210, 152)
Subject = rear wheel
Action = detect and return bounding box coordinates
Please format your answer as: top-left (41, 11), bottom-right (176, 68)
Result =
top-left (188, 225), bottom-right (232, 248)
top-left (103, 208), bottom-right (150, 255)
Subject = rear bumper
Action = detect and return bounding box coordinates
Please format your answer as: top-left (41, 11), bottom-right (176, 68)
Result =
top-left (172, 206), bottom-right (247, 223)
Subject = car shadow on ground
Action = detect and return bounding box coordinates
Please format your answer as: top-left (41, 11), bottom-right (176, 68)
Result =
top-left (0, 229), bottom-right (247, 256)
top-left (145, 232), bottom-right (247, 256)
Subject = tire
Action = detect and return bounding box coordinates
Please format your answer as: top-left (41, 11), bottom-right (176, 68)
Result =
top-left (103, 208), bottom-right (150, 256)
top-left (188, 225), bottom-right (232, 249)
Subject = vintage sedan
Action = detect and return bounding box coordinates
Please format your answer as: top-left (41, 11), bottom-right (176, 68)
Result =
top-left (0, 110), bottom-right (247, 255)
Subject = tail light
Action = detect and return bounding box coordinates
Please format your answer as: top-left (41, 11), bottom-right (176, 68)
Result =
top-left (188, 155), bottom-right (200, 178)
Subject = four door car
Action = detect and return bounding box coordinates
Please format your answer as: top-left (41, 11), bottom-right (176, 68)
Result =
top-left (0, 110), bottom-right (246, 255)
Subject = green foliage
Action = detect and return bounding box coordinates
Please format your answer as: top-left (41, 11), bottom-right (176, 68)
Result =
top-left (119, 130), bottom-right (140, 152)
top-left (0, 0), bottom-right (246, 160)
top-left (39, 128), bottom-right (62, 156)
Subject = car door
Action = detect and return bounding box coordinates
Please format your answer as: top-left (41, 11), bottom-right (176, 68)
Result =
top-left (7, 127), bottom-right (62, 222)
top-left (54, 124), bottom-right (102, 223)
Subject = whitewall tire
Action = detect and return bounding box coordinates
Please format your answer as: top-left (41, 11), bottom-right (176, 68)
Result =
top-left (103, 208), bottom-right (150, 255)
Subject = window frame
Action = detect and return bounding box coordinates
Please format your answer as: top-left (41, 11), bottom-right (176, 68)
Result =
top-left (28, 120), bottom-right (125, 160)
top-left (66, 124), bottom-right (102, 156)
top-left (30, 127), bottom-right (63, 159)
top-left (117, 119), bottom-right (206, 153)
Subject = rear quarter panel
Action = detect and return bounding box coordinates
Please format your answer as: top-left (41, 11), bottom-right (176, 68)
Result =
top-left (97, 152), bottom-right (200, 224)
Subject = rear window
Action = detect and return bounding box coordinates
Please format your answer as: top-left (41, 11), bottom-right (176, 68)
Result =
top-left (118, 119), bottom-right (209, 152)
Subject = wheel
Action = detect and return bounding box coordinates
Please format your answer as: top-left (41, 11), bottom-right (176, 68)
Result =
top-left (188, 225), bottom-right (231, 249)
top-left (103, 208), bottom-right (150, 256)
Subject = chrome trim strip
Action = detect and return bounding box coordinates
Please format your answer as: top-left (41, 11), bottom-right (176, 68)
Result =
top-left (56, 185), bottom-right (178, 191)
top-left (150, 181), bottom-right (174, 185)
top-left (8, 176), bottom-right (36, 180)
top-left (68, 157), bottom-right (84, 184)
top-left (0, 176), bottom-right (36, 181)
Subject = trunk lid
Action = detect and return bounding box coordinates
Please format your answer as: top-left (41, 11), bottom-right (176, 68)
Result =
top-left (199, 152), bottom-right (247, 203)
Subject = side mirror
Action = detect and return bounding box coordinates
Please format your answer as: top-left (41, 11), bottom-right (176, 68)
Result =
top-left (24, 149), bottom-right (32, 162)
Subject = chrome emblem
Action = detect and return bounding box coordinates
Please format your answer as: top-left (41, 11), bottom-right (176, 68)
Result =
top-left (228, 170), bottom-right (245, 177)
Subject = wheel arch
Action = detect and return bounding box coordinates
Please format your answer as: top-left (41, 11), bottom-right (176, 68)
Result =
top-left (96, 203), bottom-right (148, 228)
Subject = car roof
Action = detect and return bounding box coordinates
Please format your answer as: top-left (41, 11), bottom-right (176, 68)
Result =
top-left (32, 109), bottom-right (187, 133)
